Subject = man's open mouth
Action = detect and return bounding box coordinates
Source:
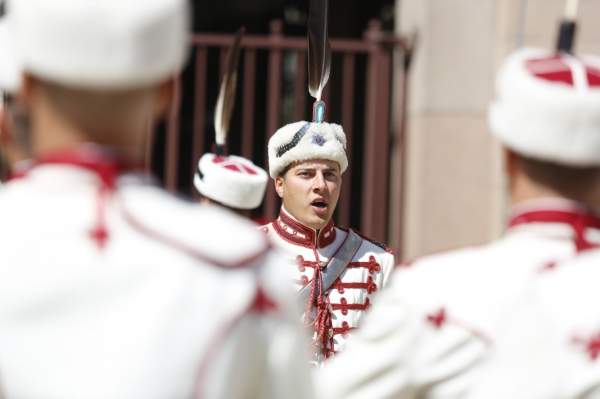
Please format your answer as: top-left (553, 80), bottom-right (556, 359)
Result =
top-left (311, 199), bottom-right (328, 209)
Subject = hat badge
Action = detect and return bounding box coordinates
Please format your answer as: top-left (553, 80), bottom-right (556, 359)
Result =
top-left (311, 133), bottom-right (326, 146)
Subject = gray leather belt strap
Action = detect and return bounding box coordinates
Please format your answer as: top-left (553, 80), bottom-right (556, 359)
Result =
top-left (298, 229), bottom-right (363, 305)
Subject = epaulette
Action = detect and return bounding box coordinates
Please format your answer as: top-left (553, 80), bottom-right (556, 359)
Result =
top-left (340, 226), bottom-right (395, 255)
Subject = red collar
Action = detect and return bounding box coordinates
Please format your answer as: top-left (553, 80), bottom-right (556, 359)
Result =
top-left (11, 146), bottom-right (144, 189)
top-left (273, 209), bottom-right (336, 248)
top-left (509, 208), bottom-right (600, 252)
top-left (8, 147), bottom-right (145, 250)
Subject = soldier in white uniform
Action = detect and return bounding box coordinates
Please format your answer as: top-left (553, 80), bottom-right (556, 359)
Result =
top-left (319, 43), bottom-right (600, 399)
top-left (193, 28), bottom-right (269, 218)
top-left (0, 1), bottom-right (313, 398)
top-left (262, 120), bottom-right (395, 362)
top-left (461, 15), bottom-right (600, 398)
top-left (260, 0), bottom-right (395, 363)
top-left (195, 152), bottom-right (268, 216)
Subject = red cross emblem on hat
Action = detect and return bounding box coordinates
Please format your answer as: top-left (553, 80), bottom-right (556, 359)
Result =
top-left (526, 55), bottom-right (600, 88)
top-left (213, 155), bottom-right (258, 175)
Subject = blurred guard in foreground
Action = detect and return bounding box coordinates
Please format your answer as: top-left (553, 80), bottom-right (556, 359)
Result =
top-left (465, 4), bottom-right (600, 394)
top-left (193, 29), bottom-right (268, 218)
top-left (0, 0), bottom-right (312, 398)
top-left (261, 0), bottom-right (394, 364)
top-left (320, 1), bottom-right (600, 397)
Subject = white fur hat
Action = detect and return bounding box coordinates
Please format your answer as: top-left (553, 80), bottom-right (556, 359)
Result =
top-left (194, 153), bottom-right (268, 210)
top-left (9, 0), bottom-right (189, 89)
top-left (0, 13), bottom-right (20, 92)
top-left (267, 121), bottom-right (348, 178)
top-left (490, 48), bottom-right (600, 166)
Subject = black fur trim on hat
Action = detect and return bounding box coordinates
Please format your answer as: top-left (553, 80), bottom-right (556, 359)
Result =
top-left (276, 122), bottom-right (312, 158)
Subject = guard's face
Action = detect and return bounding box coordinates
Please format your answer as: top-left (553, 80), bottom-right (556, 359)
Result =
top-left (275, 159), bottom-right (342, 230)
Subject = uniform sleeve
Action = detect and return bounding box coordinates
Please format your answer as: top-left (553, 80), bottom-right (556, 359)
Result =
top-left (462, 300), bottom-right (560, 399)
top-left (466, 269), bottom-right (600, 399)
top-left (318, 269), bottom-right (489, 399)
top-left (199, 250), bottom-right (314, 399)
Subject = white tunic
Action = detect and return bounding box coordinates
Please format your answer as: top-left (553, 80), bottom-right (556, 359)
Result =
top-left (0, 150), bottom-right (313, 399)
top-left (319, 198), bottom-right (600, 398)
top-left (466, 248), bottom-right (600, 399)
top-left (262, 208), bottom-right (395, 362)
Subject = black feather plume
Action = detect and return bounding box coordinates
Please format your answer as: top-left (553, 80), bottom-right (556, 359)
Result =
top-left (556, 0), bottom-right (579, 53)
top-left (214, 27), bottom-right (244, 155)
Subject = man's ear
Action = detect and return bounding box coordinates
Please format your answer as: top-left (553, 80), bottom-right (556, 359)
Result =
top-left (153, 78), bottom-right (175, 119)
top-left (503, 147), bottom-right (522, 196)
top-left (504, 147), bottom-right (518, 179)
top-left (274, 176), bottom-right (284, 199)
top-left (20, 73), bottom-right (37, 107)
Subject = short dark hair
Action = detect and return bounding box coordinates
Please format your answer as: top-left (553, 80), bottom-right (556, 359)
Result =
top-left (278, 162), bottom-right (295, 178)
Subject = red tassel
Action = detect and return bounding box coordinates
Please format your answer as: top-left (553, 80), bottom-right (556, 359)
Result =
top-left (89, 186), bottom-right (110, 249)
top-left (303, 265), bottom-right (334, 358)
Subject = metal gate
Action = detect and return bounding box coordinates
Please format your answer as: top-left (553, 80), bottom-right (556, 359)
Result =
top-left (160, 19), bottom-right (412, 249)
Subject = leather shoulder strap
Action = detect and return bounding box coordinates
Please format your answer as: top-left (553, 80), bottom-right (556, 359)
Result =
top-left (298, 229), bottom-right (363, 305)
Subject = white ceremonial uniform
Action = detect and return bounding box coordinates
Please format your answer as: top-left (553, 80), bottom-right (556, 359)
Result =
top-left (262, 207), bottom-right (395, 362)
top-left (319, 198), bottom-right (600, 398)
top-left (0, 149), bottom-right (312, 399)
top-left (465, 248), bottom-right (600, 399)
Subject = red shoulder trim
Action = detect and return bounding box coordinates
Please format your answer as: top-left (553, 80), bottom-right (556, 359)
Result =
top-left (425, 307), bottom-right (493, 345)
top-left (572, 331), bottom-right (600, 361)
top-left (426, 308), bottom-right (447, 329)
top-left (121, 204), bottom-right (270, 269)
